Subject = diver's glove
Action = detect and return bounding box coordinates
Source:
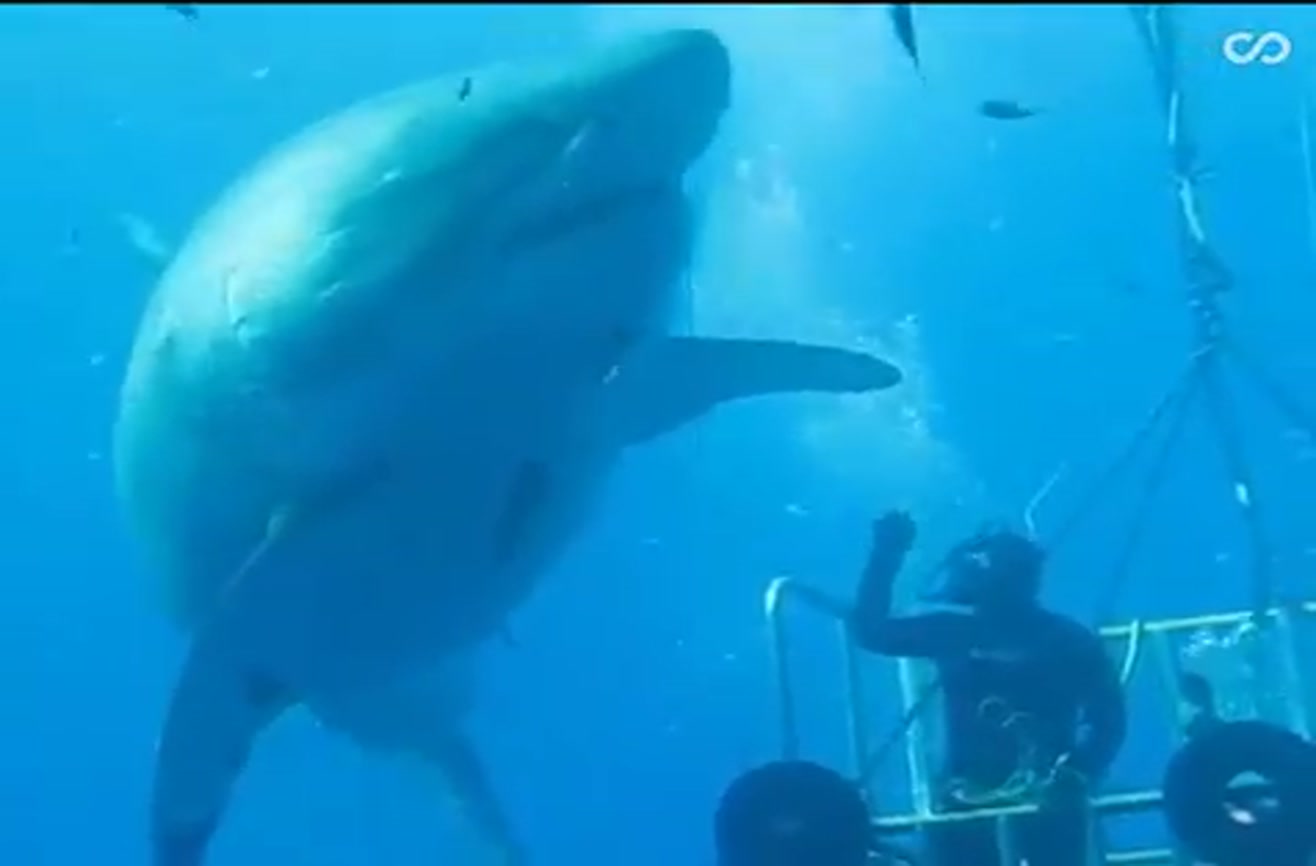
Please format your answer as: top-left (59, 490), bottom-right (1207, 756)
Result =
top-left (854, 511), bottom-right (916, 624)
top-left (870, 510), bottom-right (917, 561)
top-left (852, 510), bottom-right (917, 640)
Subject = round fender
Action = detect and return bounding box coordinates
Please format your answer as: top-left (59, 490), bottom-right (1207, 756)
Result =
top-left (1162, 719), bottom-right (1316, 866)
top-left (715, 760), bottom-right (871, 866)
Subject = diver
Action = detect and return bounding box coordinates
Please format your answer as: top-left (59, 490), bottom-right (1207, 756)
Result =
top-left (848, 510), bottom-right (1128, 866)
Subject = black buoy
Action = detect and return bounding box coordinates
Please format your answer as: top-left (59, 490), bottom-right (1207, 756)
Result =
top-left (1162, 720), bottom-right (1316, 866)
top-left (715, 760), bottom-right (872, 866)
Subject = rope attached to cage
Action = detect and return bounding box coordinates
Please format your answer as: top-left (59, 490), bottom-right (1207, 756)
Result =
top-left (1037, 4), bottom-right (1302, 622)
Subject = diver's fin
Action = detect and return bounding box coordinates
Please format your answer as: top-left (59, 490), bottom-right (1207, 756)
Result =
top-left (151, 637), bottom-right (292, 866)
top-left (599, 336), bottom-right (902, 447)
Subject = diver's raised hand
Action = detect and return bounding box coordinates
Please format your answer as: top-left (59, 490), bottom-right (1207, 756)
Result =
top-left (871, 510), bottom-right (916, 554)
top-left (853, 510), bottom-right (915, 635)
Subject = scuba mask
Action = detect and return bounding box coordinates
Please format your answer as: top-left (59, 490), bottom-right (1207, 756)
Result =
top-left (923, 525), bottom-right (1046, 609)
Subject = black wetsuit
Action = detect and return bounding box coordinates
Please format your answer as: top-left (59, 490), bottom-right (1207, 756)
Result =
top-left (850, 539), bottom-right (1127, 866)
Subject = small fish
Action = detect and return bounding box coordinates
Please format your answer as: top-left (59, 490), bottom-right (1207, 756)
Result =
top-left (458, 76), bottom-right (473, 102)
top-left (115, 212), bottom-right (172, 266)
top-left (62, 227), bottom-right (82, 257)
top-left (889, 5), bottom-right (920, 74)
top-left (979, 99), bottom-right (1040, 120)
top-left (561, 122), bottom-right (594, 162)
top-left (165, 4), bottom-right (199, 22)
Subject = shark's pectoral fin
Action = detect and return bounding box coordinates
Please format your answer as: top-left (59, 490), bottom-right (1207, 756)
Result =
top-left (599, 335), bottom-right (903, 447)
top-left (152, 637), bottom-right (292, 866)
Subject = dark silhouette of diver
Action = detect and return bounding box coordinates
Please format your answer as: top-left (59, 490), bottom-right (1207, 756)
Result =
top-left (849, 511), bottom-right (1128, 866)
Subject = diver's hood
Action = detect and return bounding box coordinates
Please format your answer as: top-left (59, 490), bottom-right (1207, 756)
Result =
top-left (922, 526), bottom-right (1046, 608)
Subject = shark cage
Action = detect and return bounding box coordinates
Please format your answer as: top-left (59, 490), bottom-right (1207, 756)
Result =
top-left (761, 6), bottom-right (1316, 866)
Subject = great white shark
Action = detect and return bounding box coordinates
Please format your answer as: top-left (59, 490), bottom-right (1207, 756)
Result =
top-left (112, 28), bottom-right (902, 865)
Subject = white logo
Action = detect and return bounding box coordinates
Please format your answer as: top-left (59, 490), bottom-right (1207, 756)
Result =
top-left (1223, 31), bottom-right (1292, 66)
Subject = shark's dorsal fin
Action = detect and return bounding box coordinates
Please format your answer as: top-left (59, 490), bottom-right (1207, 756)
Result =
top-left (596, 336), bottom-right (902, 448)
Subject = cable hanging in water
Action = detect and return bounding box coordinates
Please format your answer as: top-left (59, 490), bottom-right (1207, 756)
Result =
top-left (1034, 4), bottom-right (1316, 623)
top-left (855, 6), bottom-right (1316, 790)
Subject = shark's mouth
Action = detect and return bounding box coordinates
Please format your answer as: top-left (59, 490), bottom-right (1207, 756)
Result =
top-left (502, 182), bottom-right (678, 252)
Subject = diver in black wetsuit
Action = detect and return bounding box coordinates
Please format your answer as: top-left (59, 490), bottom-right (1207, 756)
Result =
top-left (849, 511), bottom-right (1128, 866)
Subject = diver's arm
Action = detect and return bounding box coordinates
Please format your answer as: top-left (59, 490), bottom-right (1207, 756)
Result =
top-left (850, 607), bottom-right (980, 659)
top-left (1067, 636), bottom-right (1128, 782)
top-left (848, 513), bottom-right (977, 659)
top-left (849, 528), bottom-right (905, 629)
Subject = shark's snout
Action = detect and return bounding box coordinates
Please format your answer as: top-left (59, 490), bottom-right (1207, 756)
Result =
top-left (636, 28), bottom-right (732, 120)
top-left (616, 28), bottom-right (730, 170)
top-left (563, 28), bottom-right (732, 194)
top-left (650, 29), bottom-right (731, 161)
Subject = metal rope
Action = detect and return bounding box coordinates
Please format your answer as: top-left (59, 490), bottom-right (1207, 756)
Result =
top-left (1225, 335), bottom-right (1316, 438)
top-left (1042, 354), bottom-right (1201, 553)
top-left (1039, 4), bottom-right (1310, 621)
top-left (1091, 367), bottom-right (1201, 624)
top-left (856, 2), bottom-right (1316, 805)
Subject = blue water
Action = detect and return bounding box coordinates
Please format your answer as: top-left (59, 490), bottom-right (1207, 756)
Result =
top-left (3, 4), bottom-right (1316, 864)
